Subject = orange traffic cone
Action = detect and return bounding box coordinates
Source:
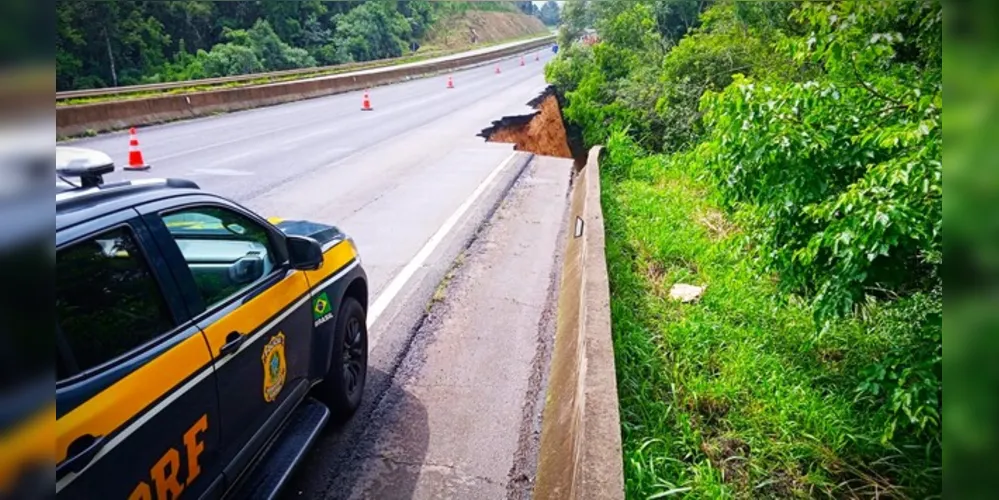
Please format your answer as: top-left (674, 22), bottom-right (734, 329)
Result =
top-left (520, 55), bottom-right (525, 66)
top-left (361, 90), bottom-right (373, 111)
top-left (495, 64), bottom-right (501, 74)
top-left (447, 75), bottom-right (454, 89)
top-left (125, 127), bottom-right (150, 171)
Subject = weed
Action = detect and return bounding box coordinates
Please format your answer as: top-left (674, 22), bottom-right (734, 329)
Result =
top-left (427, 253), bottom-right (464, 313)
top-left (602, 141), bottom-right (940, 498)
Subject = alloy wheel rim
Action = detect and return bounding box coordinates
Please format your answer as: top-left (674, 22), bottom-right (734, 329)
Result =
top-left (342, 316), bottom-right (365, 395)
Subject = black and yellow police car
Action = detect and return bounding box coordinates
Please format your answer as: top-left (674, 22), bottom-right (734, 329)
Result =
top-left (55, 147), bottom-right (369, 500)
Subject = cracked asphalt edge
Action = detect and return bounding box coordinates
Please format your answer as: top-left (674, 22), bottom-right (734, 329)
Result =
top-left (355, 156), bottom-right (569, 494)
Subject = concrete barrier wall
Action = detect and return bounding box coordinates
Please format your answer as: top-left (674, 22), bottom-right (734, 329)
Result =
top-left (535, 146), bottom-right (625, 499)
top-left (57, 36), bottom-right (555, 137)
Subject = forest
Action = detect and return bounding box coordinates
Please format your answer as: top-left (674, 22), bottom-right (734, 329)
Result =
top-left (548, 0), bottom-right (941, 497)
top-left (56, 0), bottom-right (558, 91)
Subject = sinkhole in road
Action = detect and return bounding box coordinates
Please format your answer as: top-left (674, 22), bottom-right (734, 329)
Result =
top-left (478, 86), bottom-right (586, 166)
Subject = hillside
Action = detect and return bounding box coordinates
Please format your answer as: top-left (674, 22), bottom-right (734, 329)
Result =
top-left (56, 1), bottom-right (550, 91)
top-left (423, 11), bottom-right (549, 50)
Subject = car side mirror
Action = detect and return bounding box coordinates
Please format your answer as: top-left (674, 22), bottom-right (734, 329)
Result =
top-left (287, 235), bottom-right (323, 271)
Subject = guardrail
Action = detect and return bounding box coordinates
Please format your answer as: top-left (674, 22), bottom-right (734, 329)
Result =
top-left (56, 35), bottom-right (555, 138)
top-left (55, 50), bottom-right (455, 101)
top-left (534, 146), bottom-right (625, 500)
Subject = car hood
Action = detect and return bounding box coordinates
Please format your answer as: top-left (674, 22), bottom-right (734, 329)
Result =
top-left (269, 218), bottom-right (345, 248)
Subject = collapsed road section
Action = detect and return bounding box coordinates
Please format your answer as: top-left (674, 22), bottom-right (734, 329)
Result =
top-left (478, 86), bottom-right (584, 164)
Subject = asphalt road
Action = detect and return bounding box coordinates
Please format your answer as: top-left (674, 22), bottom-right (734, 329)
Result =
top-left (67, 46), bottom-right (567, 498)
top-left (67, 46), bottom-right (556, 326)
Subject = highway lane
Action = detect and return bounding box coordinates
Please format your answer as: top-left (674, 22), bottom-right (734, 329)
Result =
top-left (66, 47), bottom-right (556, 321)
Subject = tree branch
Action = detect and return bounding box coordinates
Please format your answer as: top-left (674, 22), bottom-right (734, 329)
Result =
top-left (851, 56), bottom-right (902, 106)
top-left (860, 103), bottom-right (911, 123)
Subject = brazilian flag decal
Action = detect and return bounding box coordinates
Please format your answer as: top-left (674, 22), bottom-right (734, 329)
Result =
top-left (313, 292), bottom-right (334, 326)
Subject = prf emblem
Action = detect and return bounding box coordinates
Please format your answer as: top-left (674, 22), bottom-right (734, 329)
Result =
top-left (262, 333), bottom-right (287, 403)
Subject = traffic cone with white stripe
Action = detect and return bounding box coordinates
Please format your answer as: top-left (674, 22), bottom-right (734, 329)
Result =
top-left (361, 89), bottom-right (373, 111)
top-left (447, 75), bottom-right (454, 89)
top-left (125, 127), bottom-right (150, 171)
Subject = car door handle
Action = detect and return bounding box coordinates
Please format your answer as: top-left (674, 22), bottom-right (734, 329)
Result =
top-left (57, 434), bottom-right (104, 479)
top-left (219, 331), bottom-right (246, 357)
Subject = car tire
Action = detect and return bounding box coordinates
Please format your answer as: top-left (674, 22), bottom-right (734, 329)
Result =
top-left (315, 297), bottom-right (367, 421)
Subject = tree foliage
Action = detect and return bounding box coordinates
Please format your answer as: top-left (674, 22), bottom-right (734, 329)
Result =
top-left (56, 0), bottom-right (528, 90)
top-left (699, 1), bottom-right (942, 319)
top-left (538, 1), bottom-right (561, 27)
top-left (332, 1), bottom-right (412, 62)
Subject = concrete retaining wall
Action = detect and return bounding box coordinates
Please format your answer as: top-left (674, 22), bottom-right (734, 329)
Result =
top-left (534, 146), bottom-right (625, 499)
top-left (57, 36), bottom-right (555, 137)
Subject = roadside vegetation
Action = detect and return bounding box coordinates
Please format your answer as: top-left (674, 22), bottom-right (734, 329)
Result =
top-left (56, 1), bottom-right (555, 92)
top-left (547, 1), bottom-right (941, 497)
top-left (56, 32), bottom-right (546, 107)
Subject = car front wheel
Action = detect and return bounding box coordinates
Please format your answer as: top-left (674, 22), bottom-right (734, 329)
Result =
top-left (315, 297), bottom-right (367, 421)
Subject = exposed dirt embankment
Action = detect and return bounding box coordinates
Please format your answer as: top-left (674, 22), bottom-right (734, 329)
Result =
top-left (480, 89), bottom-right (575, 159)
top-left (425, 11), bottom-right (549, 49)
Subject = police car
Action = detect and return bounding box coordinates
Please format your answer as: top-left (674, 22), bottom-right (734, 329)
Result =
top-left (56, 147), bottom-right (369, 499)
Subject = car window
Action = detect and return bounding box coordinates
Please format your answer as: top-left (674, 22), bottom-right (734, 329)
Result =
top-left (56, 226), bottom-right (175, 376)
top-left (161, 206), bottom-right (277, 309)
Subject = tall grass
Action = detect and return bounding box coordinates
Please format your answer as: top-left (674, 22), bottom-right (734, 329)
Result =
top-left (601, 133), bottom-right (941, 498)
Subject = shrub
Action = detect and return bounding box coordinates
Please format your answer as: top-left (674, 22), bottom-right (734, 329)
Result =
top-left (246, 20), bottom-right (316, 70)
top-left (697, 1), bottom-right (941, 318)
top-left (199, 44), bottom-right (263, 77)
top-left (332, 2), bottom-right (412, 62)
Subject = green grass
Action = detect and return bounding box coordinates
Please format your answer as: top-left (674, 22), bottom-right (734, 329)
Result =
top-left (600, 142), bottom-right (940, 498)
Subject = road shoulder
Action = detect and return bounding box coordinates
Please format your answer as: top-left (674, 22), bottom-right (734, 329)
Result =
top-left (331, 155), bottom-right (572, 499)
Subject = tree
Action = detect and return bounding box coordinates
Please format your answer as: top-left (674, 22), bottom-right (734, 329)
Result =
top-left (55, 0), bottom-right (483, 90)
top-left (557, 0), bottom-right (591, 47)
top-left (199, 43), bottom-right (262, 77)
top-left (245, 20), bottom-right (315, 71)
top-left (650, 0), bottom-right (706, 44)
top-left (539, 1), bottom-right (561, 26)
top-left (55, 0), bottom-right (173, 89)
top-left (331, 1), bottom-right (412, 62)
top-left (514, 1), bottom-right (537, 16)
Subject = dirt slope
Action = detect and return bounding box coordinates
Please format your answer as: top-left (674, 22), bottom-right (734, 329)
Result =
top-left (480, 93), bottom-right (574, 159)
top-left (425, 11), bottom-right (549, 50)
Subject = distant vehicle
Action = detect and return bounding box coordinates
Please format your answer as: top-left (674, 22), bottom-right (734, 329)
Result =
top-left (55, 147), bottom-right (369, 499)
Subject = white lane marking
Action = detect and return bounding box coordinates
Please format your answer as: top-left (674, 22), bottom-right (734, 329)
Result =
top-left (365, 151), bottom-right (519, 345)
top-left (190, 168), bottom-right (255, 176)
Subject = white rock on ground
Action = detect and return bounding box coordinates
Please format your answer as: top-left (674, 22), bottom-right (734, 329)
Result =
top-left (668, 283), bottom-right (705, 303)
